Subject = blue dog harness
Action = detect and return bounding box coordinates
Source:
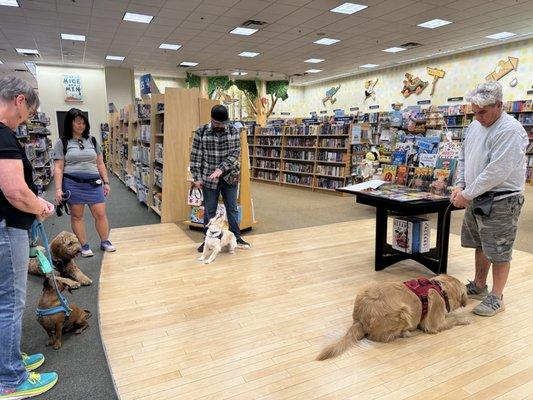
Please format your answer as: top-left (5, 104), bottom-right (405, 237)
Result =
top-left (31, 221), bottom-right (72, 318)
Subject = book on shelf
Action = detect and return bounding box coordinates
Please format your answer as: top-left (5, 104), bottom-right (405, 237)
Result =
top-left (437, 141), bottom-right (462, 158)
top-left (392, 217), bottom-right (430, 254)
top-left (391, 150), bottom-right (407, 165)
top-left (435, 157), bottom-right (458, 186)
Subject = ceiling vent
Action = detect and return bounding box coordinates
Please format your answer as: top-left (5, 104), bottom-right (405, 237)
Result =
top-left (400, 42), bottom-right (422, 48)
top-left (242, 19), bottom-right (268, 28)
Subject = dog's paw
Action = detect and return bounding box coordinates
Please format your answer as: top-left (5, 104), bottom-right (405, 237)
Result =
top-left (456, 315), bottom-right (471, 325)
top-left (198, 257), bottom-right (205, 261)
top-left (53, 342), bottom-right (62, 350)
top-left (80, 278), bottom-right (93, 286)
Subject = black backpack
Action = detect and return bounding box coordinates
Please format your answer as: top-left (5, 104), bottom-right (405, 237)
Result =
top-left (61, 136), bottom-right (97, 156)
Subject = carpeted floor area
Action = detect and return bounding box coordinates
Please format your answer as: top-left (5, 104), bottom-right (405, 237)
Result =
top-left (22, 174), bottom-right (159, 400)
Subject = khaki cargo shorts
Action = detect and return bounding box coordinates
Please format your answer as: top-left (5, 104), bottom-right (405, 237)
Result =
top-left (461, 194), bottom-right (524, 263)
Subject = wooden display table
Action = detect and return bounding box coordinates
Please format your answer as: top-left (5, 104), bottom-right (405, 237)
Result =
top-left (337, 188), bottom-right (458, 274)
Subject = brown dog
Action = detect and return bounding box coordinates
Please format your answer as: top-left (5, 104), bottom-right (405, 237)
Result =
top-left (37, 276), bottom-right (91, 350)
top-left (28, 231), bottom-right (92, 288)
top-left (317, 275), bottom-right (469, 360)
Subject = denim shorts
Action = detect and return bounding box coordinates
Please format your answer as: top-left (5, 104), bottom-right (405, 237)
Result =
top-left (461, 194), bottom-right (524, 263)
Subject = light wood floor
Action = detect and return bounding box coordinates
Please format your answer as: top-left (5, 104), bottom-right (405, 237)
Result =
top-left (99, 220), bottom-right (533, 400)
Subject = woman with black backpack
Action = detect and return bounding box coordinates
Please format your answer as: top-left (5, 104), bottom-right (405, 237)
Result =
top-left (53, 108), bottom-right (115, 257)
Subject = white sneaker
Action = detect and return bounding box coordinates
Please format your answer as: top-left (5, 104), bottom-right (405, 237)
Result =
top-left (81, 244), bottom-right (94, 257)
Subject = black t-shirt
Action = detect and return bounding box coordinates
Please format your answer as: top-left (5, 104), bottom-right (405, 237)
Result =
top-left (0, 122), bottom-right (38, 230)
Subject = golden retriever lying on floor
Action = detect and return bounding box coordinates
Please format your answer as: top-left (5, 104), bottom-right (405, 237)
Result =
top-left (317, 275), bottom-right (469, 360)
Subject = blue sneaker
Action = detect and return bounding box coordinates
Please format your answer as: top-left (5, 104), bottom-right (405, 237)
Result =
top-left (100, 240), bottom-right (116, 252)
top-left (21, 353), bottom-right (44, 372)
top-left (81, 243), bottom-right (93, 258)
top-left (0, 372), bottom-right (58, 399)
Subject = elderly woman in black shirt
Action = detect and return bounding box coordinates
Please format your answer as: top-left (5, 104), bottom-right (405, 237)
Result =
top-left (0, 76), bottom-right (57, 398)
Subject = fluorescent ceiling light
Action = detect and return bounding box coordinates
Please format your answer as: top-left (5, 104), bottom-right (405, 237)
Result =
top-left (238, 51), bottom-right (260, 57)
top-left (0, 0), bottom-right (19, 6)
top-left (314, 38), bottom-right (340, 45)
top-left (61, 33), bottom-right (86, 41)
top-left (485, 31), bottom-right (516, 40)
top-left (230, 27), bottom-right (258, 36)
top-left (305, 58), bottom-right (325, 63)
top-left (159, 43), bottom-right (181, 50)
top-left (24, 62), bottom-right (36, 76)
top-left (232, 71), bottom-right (248, 76)
top-left (417, 19), bottom-right (452, 29)
top-left (179, 61), bottom-right (198, 67)
top-left (123, 12), bottom-right (153, 24)
top-left (306, 69), bottom-right (323, 73)
top-left (360, 63), bottom-right (379, 68)
top-left (0, 59), bottom-right (3, 64)
top-left (106, 55), bottom-right (125, 61)
top-left (330, 2), bottom-right (368, 14)
top-left (382, 47), bottom-right (406, 53)
top-left (16, 48), bottom-right (39, 55)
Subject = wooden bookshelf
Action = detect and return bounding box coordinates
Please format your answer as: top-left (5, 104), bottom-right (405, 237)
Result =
top-left (250, 122), bottom-right (351, 193)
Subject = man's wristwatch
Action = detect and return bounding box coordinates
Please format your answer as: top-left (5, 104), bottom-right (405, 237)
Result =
top-left (103, 181), bottom-right (109, 185)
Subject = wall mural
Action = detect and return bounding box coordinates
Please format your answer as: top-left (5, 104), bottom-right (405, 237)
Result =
top-left (322, 84), bottom-right (341, 106)
top-left (485, 56), bottom-right (519, 81)
top-left (401, 73), bottom-right (429, 98)
top-left (364, 79), bottom-right (378, 102)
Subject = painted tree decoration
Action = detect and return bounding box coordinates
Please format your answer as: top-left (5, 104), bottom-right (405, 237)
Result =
top-left (266, 80), bottom-right (289, 116)
top-left (401, 73), bottom-right (428, 98)
top-left (186, 73), bottom-right (200, 89)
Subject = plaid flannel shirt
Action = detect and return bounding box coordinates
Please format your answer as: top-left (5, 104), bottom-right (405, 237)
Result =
top-left (190, 122), bottom-right (241, 190)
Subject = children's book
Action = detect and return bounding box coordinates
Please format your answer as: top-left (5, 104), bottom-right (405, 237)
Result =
top-left (408, 167), bottom-right (433, 191)
top-left (416, 137), bottom-right (441, 154)
top-left (429, 168), bottom-right (451, 196)
top-left (437, 141), bottom-right (461, 159)
top-left (395, 165), bottom-right (409, 185)
top-left (391, 150), bottom-right (407, 165)
top-left (435, 157), bottom-right (458, 186)
top-left (419, 153), bottom-right (438, 168)
top-left (351, 124), bottom-right (362, 144)
top-left (381, 164), bottom-right (397, 182)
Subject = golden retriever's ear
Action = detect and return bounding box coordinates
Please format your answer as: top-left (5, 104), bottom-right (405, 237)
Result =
top-left (49, 236), bottom-right (62, 259)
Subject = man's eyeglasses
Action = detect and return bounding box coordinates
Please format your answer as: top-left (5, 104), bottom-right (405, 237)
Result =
top-left (77, 138), bottom-right (85, 150)
top-left (24, 99), bottom-right (36, 119)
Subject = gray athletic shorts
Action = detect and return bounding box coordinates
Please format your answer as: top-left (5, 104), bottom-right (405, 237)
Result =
top-left (461, 194), bottom-right (524, 263)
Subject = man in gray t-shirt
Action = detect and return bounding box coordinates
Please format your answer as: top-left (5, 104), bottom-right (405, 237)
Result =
top-left (52, 137), bottom-right (102, 175)
top-left (451, 81), bottom-right (528, 317)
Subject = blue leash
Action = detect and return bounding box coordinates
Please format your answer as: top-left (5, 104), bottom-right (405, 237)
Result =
top-left (31, 220), bottom-right (72, 317)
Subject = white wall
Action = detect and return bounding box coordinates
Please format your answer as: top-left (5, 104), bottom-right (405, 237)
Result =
top-left (36, 65), bottom-right (108, 143)
top-left (105, 67), bottom-right (134, 111)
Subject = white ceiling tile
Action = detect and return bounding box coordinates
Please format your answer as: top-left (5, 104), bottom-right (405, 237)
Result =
top-left (163, 0), bottom-right (202, 11)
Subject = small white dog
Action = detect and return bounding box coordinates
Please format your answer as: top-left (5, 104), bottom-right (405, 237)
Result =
top-left (198, 213), bottom-right (237, 264)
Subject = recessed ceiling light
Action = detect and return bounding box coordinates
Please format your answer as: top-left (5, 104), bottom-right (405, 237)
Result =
top-left (306, 69), bottom-right (323, 73)
top-left (314, 38), bottom-right (340, 45)
top-left (230, 27), bottom-right (258, 36)
top-left (485, 31), bottom-right (517, 40)
top-left (0, 0), bottom-right (19, 7)
top-left (232, 71), bottom-right (248, 76)
top-left (238, 51), bottom-right (260, 57)
top-left (305, 58), bottom-right (325, 63)
top-left (123, 12), bottom-right (153, 24)
top-left (179, 61), bottom-right (198, 67)
top-left (382, 47), bottom-right (406, 53)
top-left (61, 33), bottom-right (86, 41)
top-left (0, 59), bottom-right (3, 64)
top-left (24, 62), bottom-right (36, 76)
top-left (360, 63), bottom-right (379, 68)
top-left (159, 43), bottom-right (181, 50)
top-left (106, 55), bottom-right (125, 61)
top-left (330, 2), bottom-right (368, 15)
top-left (417, 19), bottom-right (452, 29)
top-left (15, 48), bottom-right (39, 55)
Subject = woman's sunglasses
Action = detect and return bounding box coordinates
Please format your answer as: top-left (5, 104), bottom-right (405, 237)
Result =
top-left (77, 138), bottom-right (85, 150)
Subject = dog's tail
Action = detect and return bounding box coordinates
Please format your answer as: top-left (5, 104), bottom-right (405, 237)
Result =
top-left (316, 321), bottom-right (365, 361)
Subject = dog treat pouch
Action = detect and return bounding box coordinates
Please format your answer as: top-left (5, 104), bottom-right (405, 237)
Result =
top-left (472, 192), bottom-right (494, 216)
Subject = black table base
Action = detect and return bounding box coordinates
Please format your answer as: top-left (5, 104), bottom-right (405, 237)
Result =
top-left (337, 189), bottom-right (457, 275)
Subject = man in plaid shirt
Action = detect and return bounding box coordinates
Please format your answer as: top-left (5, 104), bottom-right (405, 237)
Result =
top-left (190, 105), bottom-right (251, 252)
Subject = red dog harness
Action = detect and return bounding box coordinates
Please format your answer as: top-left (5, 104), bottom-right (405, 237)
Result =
top-left (403, 278), bottom-right (451, 320)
